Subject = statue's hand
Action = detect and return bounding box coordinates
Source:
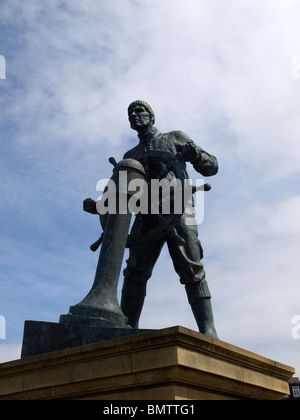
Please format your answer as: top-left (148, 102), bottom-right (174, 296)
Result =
top-left (83, 198), bottom-right (98, 214)
top-left (180, 142), bottom-right (200, 163)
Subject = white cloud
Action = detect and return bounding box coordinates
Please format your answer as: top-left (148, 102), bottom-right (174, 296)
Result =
top-left (0, 339), bottom-right (22, 364)
top-left (267, 195), bottom-right (300, 236)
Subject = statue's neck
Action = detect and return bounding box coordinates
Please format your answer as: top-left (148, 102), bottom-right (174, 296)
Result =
top-left (137, 125), bottom-right (158, 143)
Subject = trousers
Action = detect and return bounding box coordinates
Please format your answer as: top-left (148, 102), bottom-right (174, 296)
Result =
top-left (123, 212), bottom-right (211, 298)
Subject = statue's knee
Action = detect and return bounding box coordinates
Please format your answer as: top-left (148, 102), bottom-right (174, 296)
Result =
top-left (185, 280), bottom-right (211, 303)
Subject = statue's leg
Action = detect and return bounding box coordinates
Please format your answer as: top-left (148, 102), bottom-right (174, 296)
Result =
top-left (121, 278), bottom-right (146, 329)
top-left (121, 239), bottom-right (164, 328)
top-left (167, 213), bottom-right (218, 338)
top-left (185, 282), bottom-right (218, 338)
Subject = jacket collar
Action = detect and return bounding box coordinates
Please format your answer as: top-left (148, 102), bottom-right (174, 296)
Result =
top-left (138, 126), bottom-right (160, 144)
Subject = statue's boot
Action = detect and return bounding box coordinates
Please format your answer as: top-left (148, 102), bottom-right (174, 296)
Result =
top-left (121, 278), bottom-right (146, 329)
top-left (185, 282), bottom-right (218, 339)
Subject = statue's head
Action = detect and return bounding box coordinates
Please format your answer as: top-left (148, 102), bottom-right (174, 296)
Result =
top-left (128, 100), bottom-right (155, 131)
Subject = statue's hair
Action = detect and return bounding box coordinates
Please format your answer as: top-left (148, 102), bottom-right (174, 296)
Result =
top-left (128, 100), bottom-right (155, 123)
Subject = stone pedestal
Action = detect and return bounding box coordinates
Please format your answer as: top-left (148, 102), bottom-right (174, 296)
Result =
top-left (0, 326), bottom-right (294, 400)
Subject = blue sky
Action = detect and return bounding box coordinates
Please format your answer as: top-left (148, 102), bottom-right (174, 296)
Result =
top-left (0, 0), bottom-right (299, 377)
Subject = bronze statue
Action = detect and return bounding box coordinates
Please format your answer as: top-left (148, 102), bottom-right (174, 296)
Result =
top-left (21, 101), bottom-right (220, 360)
top-left (120, 100), bottom-right (219, 338)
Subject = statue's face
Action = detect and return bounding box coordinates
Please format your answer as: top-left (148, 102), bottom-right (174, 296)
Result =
top-left (128, 104), bottom-right (152, 131)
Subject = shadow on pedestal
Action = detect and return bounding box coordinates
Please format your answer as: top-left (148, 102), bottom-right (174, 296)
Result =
top-left (21, 320), bottom-right (152, 358)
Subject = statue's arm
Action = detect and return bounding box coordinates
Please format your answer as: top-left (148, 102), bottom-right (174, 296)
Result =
top-left (174, 131), bottom-right (218, 177)
top-left (83, 197), bottom-right (98, 214)
top-left (123, 148), bottom-right (136, 160)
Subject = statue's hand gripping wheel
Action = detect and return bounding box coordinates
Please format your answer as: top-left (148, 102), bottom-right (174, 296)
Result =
top-left (85, 150), bottom-right (211, 251)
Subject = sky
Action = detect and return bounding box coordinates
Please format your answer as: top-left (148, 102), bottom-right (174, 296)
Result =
top-left (0, 0), bottom-right (299, 379)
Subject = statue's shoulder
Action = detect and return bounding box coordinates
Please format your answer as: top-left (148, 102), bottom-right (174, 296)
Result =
top-left (169, 130), bottom-right (193, 145)
top-left (123, 144), bottom-right (141, 159)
